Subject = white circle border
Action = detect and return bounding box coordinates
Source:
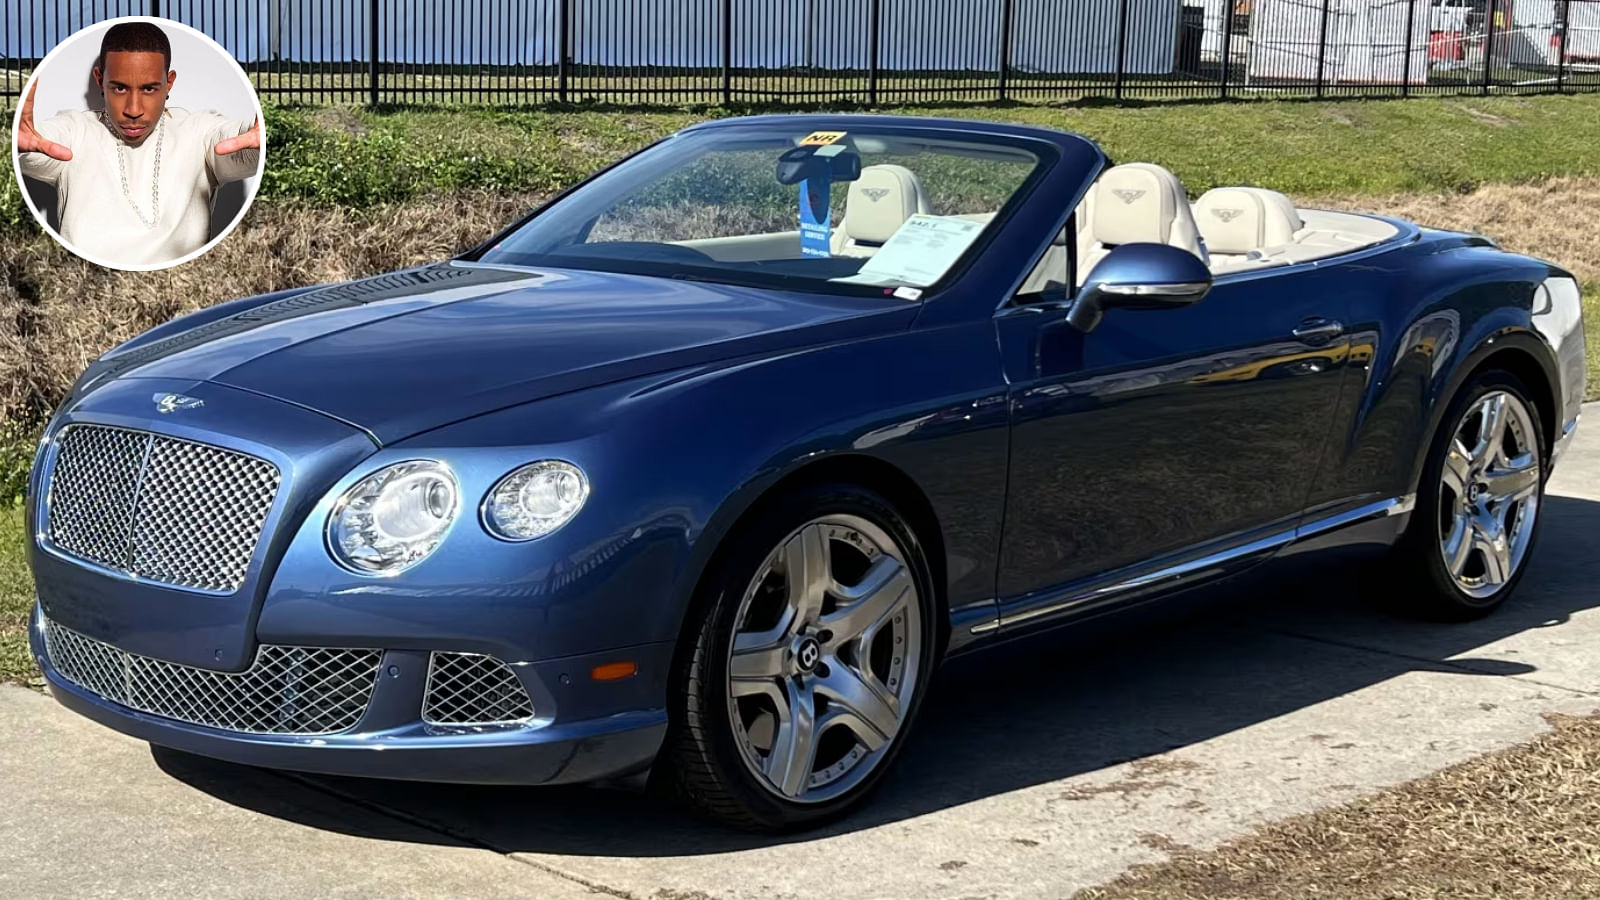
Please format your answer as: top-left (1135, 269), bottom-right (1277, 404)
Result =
top-left (9, 15), bottom-right (267, 272)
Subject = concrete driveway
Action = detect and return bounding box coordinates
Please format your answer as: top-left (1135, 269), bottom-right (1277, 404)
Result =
top-left (4, 406), bottom-right (1598, 900)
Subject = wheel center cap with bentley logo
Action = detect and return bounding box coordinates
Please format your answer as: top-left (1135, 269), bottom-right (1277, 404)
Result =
top-left (152, 392), bottom-right (204, 414)
top-left (795, 636), bottom-right (821, 673)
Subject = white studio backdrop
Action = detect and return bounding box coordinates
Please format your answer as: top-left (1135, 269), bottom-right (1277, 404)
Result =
top-left (23, 18), bottom-right (262, 231)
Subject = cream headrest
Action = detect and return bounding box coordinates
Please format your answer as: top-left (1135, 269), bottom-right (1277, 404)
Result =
top-left (842, 164), bottom-right (930, 245)
top-left (1091, 163), bottom-right (1194, 248)
top-left (1194, 187), bottom-right (1305, 254)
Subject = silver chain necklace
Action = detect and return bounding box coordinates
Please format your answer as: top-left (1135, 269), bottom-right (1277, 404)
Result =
top-left (105, 112), bottom-right (164, 228)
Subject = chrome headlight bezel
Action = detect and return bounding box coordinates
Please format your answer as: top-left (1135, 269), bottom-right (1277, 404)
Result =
top-left (480, 460), bottom-right (591, 542)
top-left (325, 459), bottom-right (460, 576)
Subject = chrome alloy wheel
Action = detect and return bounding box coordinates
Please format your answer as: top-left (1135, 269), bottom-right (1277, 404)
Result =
top-left (725, 515), bottom-right (923, 803)
top-left (1437, 390), bottom-right (1542, 599)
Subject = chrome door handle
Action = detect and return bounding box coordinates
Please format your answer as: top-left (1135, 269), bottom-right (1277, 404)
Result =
top-left (1292, 318), bottom-right (1344, 345)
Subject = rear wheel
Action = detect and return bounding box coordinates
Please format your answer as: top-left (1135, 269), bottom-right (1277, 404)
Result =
top-left (655, 483), bottom-right (938, 831)
top-left (1397, 370), bottom-right (1546, 620)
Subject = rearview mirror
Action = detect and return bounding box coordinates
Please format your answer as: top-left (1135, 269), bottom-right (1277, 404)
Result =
top-left (775, 146), bottom-right (863, 185)
top-left (1067, 243), bottom-right (1212, 333)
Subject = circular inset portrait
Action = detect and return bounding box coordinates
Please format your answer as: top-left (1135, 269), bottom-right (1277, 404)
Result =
top-left (11, 16), bottom-right (264, 271)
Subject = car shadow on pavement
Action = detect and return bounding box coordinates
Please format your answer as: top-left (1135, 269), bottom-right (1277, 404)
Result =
top-left (155, 493), bottom-right (1600, 856)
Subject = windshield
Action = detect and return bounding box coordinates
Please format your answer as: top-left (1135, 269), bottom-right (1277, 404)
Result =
top-left (475, 124), bottom-right (1053, 298)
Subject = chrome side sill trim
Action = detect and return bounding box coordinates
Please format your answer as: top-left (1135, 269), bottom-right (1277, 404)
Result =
top-left (1295, 494), bottom-right (1416, 540)
top-left (1001, 528), bottom-right (1295, 630)
top-left (991, 494), bottom-right (1416, 633)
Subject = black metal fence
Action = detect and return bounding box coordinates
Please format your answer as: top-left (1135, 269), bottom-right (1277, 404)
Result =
top-left (4, 0), bottom-right (1599, 109)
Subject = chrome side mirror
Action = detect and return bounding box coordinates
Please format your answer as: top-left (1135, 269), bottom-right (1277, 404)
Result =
top-left (1067, 243), bottom-right (1213, 333)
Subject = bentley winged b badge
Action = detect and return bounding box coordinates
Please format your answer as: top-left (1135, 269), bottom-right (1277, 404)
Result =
top-left (152, 392), bottom-right (205, 414)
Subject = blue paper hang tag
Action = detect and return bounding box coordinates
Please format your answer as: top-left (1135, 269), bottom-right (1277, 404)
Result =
top-left (799, 177), bottom-right (832, 258)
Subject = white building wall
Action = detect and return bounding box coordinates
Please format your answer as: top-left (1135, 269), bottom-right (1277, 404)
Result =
top-left (15, 0), bottom-right (1183, 76)
top-left (1246, 0), bottom-right (1429, 84)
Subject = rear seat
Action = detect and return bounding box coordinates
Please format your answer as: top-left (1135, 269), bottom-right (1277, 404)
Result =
top-left (1192, 187), bottom-right (1306, 273)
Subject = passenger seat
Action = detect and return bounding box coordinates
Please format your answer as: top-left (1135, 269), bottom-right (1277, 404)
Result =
top-left (1078, 163), bottom-right (1208, 284)
top-left (831, 164), bottom-right (932, 257)
top-left (1192, 187), bottom-right (1305, 271)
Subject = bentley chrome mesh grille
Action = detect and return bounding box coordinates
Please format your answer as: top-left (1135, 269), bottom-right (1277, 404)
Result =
top-left (44, 619), bottom-right (380, 735)
top-left (423, 653), bottom-right (535, 726)
top-left (45, 425), bottom-right (281, 593)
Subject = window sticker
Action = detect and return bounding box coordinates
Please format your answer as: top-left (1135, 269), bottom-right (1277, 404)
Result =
top-left (852, 214), bottom-right (986, 286)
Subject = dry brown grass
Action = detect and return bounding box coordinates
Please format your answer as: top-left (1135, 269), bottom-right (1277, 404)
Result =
top-left (0, 189), bottom-right (545, 425)
top-left (1078, 711), bottom-right (1600, 900)
top-left (1306, 176), bottom-right (1600, 287)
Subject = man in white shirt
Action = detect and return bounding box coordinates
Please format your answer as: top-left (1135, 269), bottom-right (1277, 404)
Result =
top-left (15, 21), bottom-right (261, 268)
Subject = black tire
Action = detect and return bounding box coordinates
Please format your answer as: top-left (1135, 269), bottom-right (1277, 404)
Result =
top-left (652, 482), bottom-right (941, 831)
top-left (1394, 369), bottom-right (1548, 621)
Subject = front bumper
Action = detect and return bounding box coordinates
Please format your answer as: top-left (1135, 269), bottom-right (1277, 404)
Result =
top-left (29, 604), bottom-right (668, 785)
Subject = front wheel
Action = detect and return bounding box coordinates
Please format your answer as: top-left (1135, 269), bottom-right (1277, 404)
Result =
top-left (1396, 370), bottom-right (1546, 620)
top-left (655, 483), bottom-right (939, 831)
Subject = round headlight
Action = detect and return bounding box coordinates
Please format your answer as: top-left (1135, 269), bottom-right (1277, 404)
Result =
top-left (327, 460), bottom-right (459, 574)
top-left (483, 460), bottom-right (590, 541)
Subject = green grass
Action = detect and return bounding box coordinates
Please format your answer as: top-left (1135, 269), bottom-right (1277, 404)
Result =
top-left (0, 505), bottom-right (33, 684)
top-left (260, 93), bottom-right (1600, 208)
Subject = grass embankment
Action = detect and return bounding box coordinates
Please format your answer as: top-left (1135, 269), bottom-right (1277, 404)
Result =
top-left (1, 94), bottom-right (1598, 680)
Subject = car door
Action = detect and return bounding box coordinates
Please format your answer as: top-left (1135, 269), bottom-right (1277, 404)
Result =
top-left (992, 266), bottom-right (1354, 628)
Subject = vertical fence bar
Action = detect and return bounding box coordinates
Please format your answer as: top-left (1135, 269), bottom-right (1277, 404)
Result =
top-left (1220, 0), bottom-right (1235, 98)
top-left (1401, 0), bottom-right (1414, 95)
top-left (1556, 0), bottom-right (1570, 92)
top-left (150, 0), bottom-right (161, 17)
top-left (368, 0), bottom-right (379, 106)
top-left (1114, 0), bottom-right (1130, 100)
top-left (867, 0), bottom-right (880, 106)
top-left (1482, 0), bottom-right (1497, 95)
top-left (998, 0), bottom-right (1013, 101)
top-left (1401, 0), bottom-right (1415, 96)
top-left (1315, 0), bottom-right (1331, 98)
top-left (721, 0), bottom-right (732, 105)
top-left (557, 0), bottom-right (570, 103)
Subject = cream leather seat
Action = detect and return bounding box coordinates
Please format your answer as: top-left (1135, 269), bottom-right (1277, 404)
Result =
top-left (1078, 163), bottom-right (1208, 283)
top-left (831, 164), bottom-right (932, 257)
top-left (1193, 187), bottom-right (1305, 271)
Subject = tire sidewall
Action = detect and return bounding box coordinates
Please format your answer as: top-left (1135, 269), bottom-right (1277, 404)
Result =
top-left (1410, 370), bottom-right (1547, 614)
top-left (680, 482), bottom-right (941, 829)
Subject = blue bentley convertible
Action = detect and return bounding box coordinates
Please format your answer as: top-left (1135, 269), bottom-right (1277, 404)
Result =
top-left (26, 115), bottom-right (1587, 830)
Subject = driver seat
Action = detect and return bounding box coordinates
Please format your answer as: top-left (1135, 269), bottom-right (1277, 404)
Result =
top-left (831, 164), bottom-right (932, 257)
top-left (1077, 163), bottom-right (1208, 284)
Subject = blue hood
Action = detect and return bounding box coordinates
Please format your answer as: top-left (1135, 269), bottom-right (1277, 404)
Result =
top-left (82, 263), bottom-right (914, 444)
